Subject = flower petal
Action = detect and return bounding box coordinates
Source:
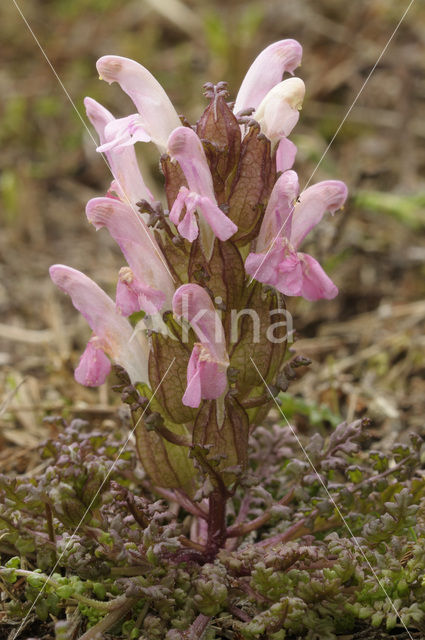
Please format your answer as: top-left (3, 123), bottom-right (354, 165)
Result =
top-left (96, 55), bottom-right (181, 152)
top-left (116, 268), bottom-right (166, 316)
top-left (167, 127), bottom-right (215, 200)
top-left (276, 138), bottom-right (297, 173)
top-left (245, 244), bottom-right (303, 296)
top-left (74, 338), bottom-right (111, 387)
top-left (173, 284), bottom-right (227, 364)
top-left (182, 344), bottom-right (228, 408)
top-left (84, 97), bottom-right (153, 209)
top-left (96, 114), bottom-right (150, 152)
top-left (290, 180), bottom-right (348, 249)
top-left (254, 78), bottom-right (305, 147)
top-left (255, 170), bottom-right (299, 252)
top-left (234, 39), bottom-right (303, 114)
top-left (167, 127), bottom-right (237, 253)
top-left (198, 197), bottom-right (238, 242)
top-left (49, 264), bottom-right (149, 384)
top-left (86, 197), bottom-right (174, 312)
top-left (299, 253), bottom-right (338, 300)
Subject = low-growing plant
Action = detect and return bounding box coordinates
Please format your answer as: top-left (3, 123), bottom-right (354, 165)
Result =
top-left (1, 39), bottom-right (422, 640)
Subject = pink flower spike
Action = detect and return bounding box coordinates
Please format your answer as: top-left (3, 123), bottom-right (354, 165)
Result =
top-left (84, 97), bottom-right (153, 210)
top-left (290, 180), bottom-right (348, 249)
top-left (298, 253), bottom-right (338, 300)
top-left (49, 264), bottom-right (149, 385)
top-left (75, 337), bottom-right (111, 387)
top-left (276, 138), bottom-right (297, 173)
top-left (168, 127), bottom-right (237, 255)
top-left (173, 284), bottom-right (229, 407)
top-left (254, 78), bottom-right (305, 148)
top-left (86, 197), bottom-right (174, 314)
top-left (234, 39), bottom-right (303, 115)
top-left (96, 55), bottom-right (181, 153)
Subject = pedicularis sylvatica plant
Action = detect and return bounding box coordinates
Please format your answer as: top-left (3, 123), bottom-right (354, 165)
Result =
top-left (4, 40), bottom-right (425, 640)
top-left (50, 39), bottom-right (347, 561)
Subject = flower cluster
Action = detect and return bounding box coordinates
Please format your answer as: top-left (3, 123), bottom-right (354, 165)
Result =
top-left (50, 40), bottom-right (347, 499)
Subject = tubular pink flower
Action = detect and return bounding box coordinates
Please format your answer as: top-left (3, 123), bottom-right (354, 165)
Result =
top-left (167, 127), bottom-right (237, 257)
top-left (234, 39), bottom-right (303, 115)
top-left (86, 197), bottom-right (174, 315)
top-left (254, 78), bottom-right (305, 148)
top-left (84, 97), bottom-right (153, 210)
top-left (49, 265), bottom-right (149, 385)
top-left (173, 284), bottom-right (229, 408)
top-left (96, 55), bottom-right (181, 153)
top-left (245, 174), bottom-right (347, 301)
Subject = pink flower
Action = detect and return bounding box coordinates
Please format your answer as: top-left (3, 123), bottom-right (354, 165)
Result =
top-left (173, 284), bottom-right (229, 408)
top-left (234, 39), bottom-right (303, 115)
top-left (86, 197), bottom-right (175, 315)
top-left (245, 172), bottom-right (348, 301)
top-left (167, 127), bottom-right (237, 258)
top-left (49, 265), bottom-right (150, 386)
top-left (96, 55), bottom-right (181, 153)
top-left (84, 97), bottom-right (153, 210)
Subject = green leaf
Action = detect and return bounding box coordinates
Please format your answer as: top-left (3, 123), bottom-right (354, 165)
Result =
top-left (193, 396), bottom-right (249, 482)
top-left (135, 416), bottom-right (196, 496)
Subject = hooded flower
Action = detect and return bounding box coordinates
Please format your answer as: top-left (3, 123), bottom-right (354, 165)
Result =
top-left (234, 39), bottom-right (303, 115)
top-left (49, 265), bottom-right (149, 385)
top-left (84, 97), bottom-right (153, 211)
top-left (96, 55), bottom-right (181, 153)
top-left (254, 77), bottom-right (305, 148)
top-left (167, 126), bottom-right (237, 258)
top-left (86, 197), bottom-right (175, 315)
top-left (245, 172), bottom-right (348, 300)
top-left (173, 284), bottom-right (229, 408)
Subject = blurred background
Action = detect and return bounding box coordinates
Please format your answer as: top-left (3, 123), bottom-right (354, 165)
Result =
top-left (1, 0), bottom-right (424, 467)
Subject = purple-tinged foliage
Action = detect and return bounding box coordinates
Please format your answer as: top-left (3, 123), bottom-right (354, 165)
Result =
top-left (0, 419), bottom-right (425, 638)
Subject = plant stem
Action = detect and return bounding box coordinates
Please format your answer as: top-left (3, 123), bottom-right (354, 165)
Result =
top-left (45, 503), bottom-right (56, 545)
top-left (78, 596), bottom-right (139, 640)
top-left (226, 489), bottom-right (295, 538)
top-left (206, 488), bottom-right (227, 559)
top-left (188, 613), bottom-right (211, 640)
top-left (0, 568), bottom-right (125, 612)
